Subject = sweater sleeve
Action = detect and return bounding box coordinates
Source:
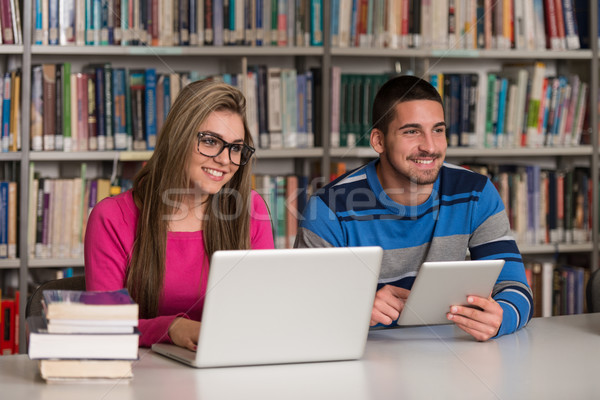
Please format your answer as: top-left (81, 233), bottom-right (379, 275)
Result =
top-left (84, 194), bottom-right (181, 347)
top-left (469, 180), bottom-right (533, 338)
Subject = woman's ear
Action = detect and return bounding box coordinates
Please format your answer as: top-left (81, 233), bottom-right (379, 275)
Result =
top-left (370, 129), bottom-right (385, 154)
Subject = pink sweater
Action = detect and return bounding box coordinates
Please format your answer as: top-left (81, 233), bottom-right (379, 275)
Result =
top-left (84, 190), bottom-right (274, 347)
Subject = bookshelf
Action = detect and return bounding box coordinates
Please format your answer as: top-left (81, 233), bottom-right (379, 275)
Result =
top-left (1, 0), bottom-right (598, 352)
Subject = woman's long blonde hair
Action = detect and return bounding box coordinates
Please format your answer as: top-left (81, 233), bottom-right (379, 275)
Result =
top-left (127, 79), bottom-right (254, 318)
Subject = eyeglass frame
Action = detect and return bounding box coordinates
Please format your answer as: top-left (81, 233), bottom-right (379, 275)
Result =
top-left (196, 131), bottom-right (256, 166)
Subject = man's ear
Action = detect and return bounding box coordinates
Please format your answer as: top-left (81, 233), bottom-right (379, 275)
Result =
top-left (370, 129), bottom-right (385, 154)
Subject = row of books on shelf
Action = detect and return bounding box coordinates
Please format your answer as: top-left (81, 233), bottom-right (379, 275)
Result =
top-left (479, 64), bottom-right (588, 149)
top-left (474, 165), bottom-right (592, 246)
top-left (0, 288), bottom-right (20, 355)
top-left (526, 260), bottom-right (589, 317)
top-left (0, 0), bottom-right (22, 45)
top-left (253, 174), bottom-right (309, 249)
top-left (30, 62), bottom-right (322, 152)
top-left (34, 0), bottom-right (324, 47)
top-left (331, 0), bottom-right (597, 51)
top-left (18, 161), bottom-right (599, 262)
top-left (26, 163), bottom-right (133, 260)
top-left (428, 66), bottom-right (588, 149)
top-left (32, 63), bottom-right (216, 152)
top-left (27, 288), bottom-right (139, 381)
top-left (328, 66), bottom-right (589, 150)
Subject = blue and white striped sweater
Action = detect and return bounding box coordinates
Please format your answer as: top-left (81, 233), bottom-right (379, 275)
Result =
top-left (296, 159), bottom-right (533, 337)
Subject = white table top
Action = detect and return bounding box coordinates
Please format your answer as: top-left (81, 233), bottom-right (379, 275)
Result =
top-left (2, 313), bottom-right (599, 400)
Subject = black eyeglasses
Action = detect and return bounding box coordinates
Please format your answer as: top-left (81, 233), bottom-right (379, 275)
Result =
top-left (196, 132), bottom-right (255, 166)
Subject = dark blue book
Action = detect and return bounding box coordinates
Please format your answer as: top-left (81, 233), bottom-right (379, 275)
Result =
top-left (144, 68), bottom-right (157, 150)
top-left (93, 66), bottom-right (106, 150)
top-left (163, 74), bottom-right (171, 121)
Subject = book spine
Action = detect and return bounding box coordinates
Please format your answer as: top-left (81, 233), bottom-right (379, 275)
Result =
top-left (0, 0), bottom-right (14, 44)
top-left (113, 69), bottom-right (128, 150)
top-left (189, 0), bottom-right (197, 45)
top-left (35, 177), bottom-right (44, 258)
top-left (55, 66), bottom-right (63, 150)
top-left (267, 67), bottom-right (283, 149)
top-left (62, 63), bottom-right (72, 152)
top-left (129, 71), bottom-right (146, 151)
top-left (0, 73), bottom-right (9, 152)
top-left (76, 73), bottom-right (89, 151)
top-left (204, 0), bottom-right (214, 44)
top-left (0, 299), bottom-right (14, 354)
top-left (144, 68), bottom-right (157, 150)
top-left (94, 67), bottom-right (106, 150)
top-left (104, 64), bottom-right (114, 150)
top-left (42, 65), bottom-right (56, 151)
top-left (180, 0), bottom-right (190, 44)
top-left (28, 169), bottom-right (38, 258)
top-left (213, 0), bottom-right (223, 45)
top-left (562, 0), bottom-right (580, 49)
top-left (60, 0), bottom-right (76, 44)
top-left (8, 70), bottom-right (20, 152)
top-left (113, 0), bottom-right (122, 44)
top-left (0, 181), bottom-right (8, 258)
top-left (34, 0), bottom-right (43, 43)
top-left (309, 0), bottom-right (322, 45)
top-left (87, 75), bottom-right (98, 151)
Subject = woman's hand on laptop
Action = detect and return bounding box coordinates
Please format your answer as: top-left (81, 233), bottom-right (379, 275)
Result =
top-left (370, 285), bottom-right (410, 326)
top-left (446, 295), bottom-right (503, 341)
top-left (168, 318), bottom-right (201, 351)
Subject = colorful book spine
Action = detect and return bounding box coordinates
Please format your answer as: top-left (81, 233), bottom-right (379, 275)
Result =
top-left (76, 73), bottom-right (89, 151)
top-left (0, 0), bottom-right (14, 44)
top-left (93, 66), bottom-right (106, 150)
top-left (62, 63), bottom-right (72, 151)
top-left (87, 74), bottom-right (98, 151)
top-left (34, 0), bottom-right (43, 43)
top-left (144, 68), bottom-right (157, 150)
top-left (310, 0), bottom-right (322, 45)
top-left (54, 67), bottom-right (64, 152)
top-left (113, 68), bottom-right (128, 150)
top-left (104, 64), bottom-right (114, 150)
top-left (0, 181), bottom-right (8, 258)
top-left (8, 70), bottom-right (19, 152)
top-left (0, 73), bottom-right (9, 152)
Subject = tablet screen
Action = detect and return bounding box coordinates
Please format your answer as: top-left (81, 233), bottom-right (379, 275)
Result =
top-left (396, 260), bottom-right (505, 326)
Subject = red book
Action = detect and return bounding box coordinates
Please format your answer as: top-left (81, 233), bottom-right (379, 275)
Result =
top-left (12, 291), bottom-right (19, 354)
top-left (1, 299), bottom-right (15, 355)
top-left (0, 0), bottom-right (14, 44)
top-left (544, 0), bottom-right (559, 49)
top-left (553, 0), bottom-right (566, 49)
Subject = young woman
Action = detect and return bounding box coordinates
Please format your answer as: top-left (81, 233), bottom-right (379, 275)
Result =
top-left (85, 79), bottom-right (274, 350)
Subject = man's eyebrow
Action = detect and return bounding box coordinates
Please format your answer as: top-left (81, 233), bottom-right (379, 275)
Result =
top-left (397, 121), bottom-right (446, 130)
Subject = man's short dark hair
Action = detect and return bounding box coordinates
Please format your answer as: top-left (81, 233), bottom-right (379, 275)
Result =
top-left (372, 75), bottom-right (443, 135)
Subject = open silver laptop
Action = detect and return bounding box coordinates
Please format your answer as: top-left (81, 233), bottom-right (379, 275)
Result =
top-left (152, 246), bottom-right (383, 368)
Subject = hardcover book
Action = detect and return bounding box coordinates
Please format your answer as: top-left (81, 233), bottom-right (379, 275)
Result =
top-left (42, 288), bottom-right (139, 321)
top-left (39, 359), bottom-right (133, 381)
top-left (27, 315), bottom-right (139, 360)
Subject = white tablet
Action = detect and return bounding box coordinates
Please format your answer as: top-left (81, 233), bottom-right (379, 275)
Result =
top-left (396, 259), bottom-right (505, 326)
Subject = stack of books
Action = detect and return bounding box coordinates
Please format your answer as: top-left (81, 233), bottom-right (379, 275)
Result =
top-left (27, 288), bottom-right (139, 383)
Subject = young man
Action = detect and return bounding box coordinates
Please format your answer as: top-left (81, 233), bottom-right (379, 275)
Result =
top-left (295, 75), bottom-right (532, 341)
